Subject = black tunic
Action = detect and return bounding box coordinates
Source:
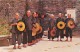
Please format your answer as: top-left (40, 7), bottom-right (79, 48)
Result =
top-left (11, 18), bottom-right (21, 34)
top-left (56, 17), bottom-right (65, 30)
top-left (65, 18), bottom-right (74, 28)
top-left (22, 16), bottom-right (33, 30)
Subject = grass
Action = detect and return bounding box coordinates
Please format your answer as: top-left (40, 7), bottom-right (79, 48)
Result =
top-left (0, 17), bottom-right (11, 35)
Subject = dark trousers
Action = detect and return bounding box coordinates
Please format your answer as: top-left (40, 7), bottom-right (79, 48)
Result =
top-left (39, 31), bottom-right (43, 38)
top-left (56, 29), bottom-right (64, 38)
top-left (38, 33), bottom-right (42, 38)
top-left (32, 34), bottom-right (39, 41)
top-left (32, 36), bottom-right (36, 40)
top-left (48, 30), bottom-right (54, 39)
top-left (66, 27), bottom-right (72, 38)
top-left (12, 33), bottom-right (22, 45)
top-left (35, 34), bottom-right (38, 39)
top-left (27, 30), bottom-right (32, 43)
top-left (23, 31), bottom-right (27, 44)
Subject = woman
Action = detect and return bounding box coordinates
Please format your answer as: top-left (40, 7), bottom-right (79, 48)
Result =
top-left (11, 13), bottom-right (22, 49)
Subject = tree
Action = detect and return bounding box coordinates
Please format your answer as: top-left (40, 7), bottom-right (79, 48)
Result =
top-left (37, 0), bottom-right (45, 14)
top-left (25, 0), bottom-right (30, 13)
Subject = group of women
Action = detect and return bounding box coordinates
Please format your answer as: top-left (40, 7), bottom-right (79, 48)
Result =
top-left (10, 10), bottom-right (75, 49)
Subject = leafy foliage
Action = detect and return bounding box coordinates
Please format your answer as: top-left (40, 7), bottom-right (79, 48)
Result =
top-left (0, 18), bottom-right (10, 35)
